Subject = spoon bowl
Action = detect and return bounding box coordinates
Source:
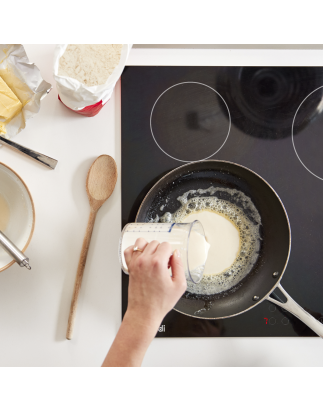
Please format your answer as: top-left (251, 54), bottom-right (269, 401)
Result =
top-left (87, 155), bottom-right (118, 206)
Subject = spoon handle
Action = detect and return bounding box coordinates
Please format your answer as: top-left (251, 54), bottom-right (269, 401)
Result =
top-left (66, 209), bottom-right (97, 340)
top-left (0, 136), bottom-right (58, 170)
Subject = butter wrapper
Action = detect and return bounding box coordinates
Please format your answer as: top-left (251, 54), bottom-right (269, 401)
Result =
top-left (0, 44), bottom-right (52, 139)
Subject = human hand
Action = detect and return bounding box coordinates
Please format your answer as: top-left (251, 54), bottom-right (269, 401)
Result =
top-left (102, 238), bottom-right (186, 367)
top-left (124, 238), bottom-right (187, 330)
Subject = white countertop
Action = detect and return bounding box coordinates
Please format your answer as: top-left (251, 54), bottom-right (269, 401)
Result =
top-left (0, 45), bottom-right (322, 367)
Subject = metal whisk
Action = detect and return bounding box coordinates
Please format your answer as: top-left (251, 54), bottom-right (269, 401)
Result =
top-left (0, 230), bottom-right (31, 270)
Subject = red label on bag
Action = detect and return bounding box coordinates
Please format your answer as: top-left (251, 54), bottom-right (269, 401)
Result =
top-left (58, 94), bottom-right (108, 117)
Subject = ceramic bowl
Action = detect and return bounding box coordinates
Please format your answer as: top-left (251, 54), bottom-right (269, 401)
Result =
top-left (0, 162), bottom-right (35, 272)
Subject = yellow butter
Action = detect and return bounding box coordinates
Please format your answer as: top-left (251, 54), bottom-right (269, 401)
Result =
top-left (0, 121), bottom-right (6, 134)
top-left (0, 76), bottom-right (22, 126)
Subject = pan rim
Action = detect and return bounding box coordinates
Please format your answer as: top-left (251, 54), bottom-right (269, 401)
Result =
top-left (135, 159), bottom-right (292, 320)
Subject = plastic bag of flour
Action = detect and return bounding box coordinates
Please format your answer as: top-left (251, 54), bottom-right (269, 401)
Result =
top-left (53, 44), bottom-right (131, 117)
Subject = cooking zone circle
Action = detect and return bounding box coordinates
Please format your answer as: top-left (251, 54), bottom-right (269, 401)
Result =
top-left (292, 85), bottom-right (323, 180)
top-left (150, 82), bottom-right (231, 162)
top-left (216, 67), bottom-right (323, 140)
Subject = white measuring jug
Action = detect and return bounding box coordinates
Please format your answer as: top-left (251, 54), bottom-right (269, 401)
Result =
top-left (119, 221), bottom-right (209, 283)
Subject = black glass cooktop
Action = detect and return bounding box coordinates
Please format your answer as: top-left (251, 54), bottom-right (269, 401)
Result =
top-left (121, 66), bottom-right (323, 337)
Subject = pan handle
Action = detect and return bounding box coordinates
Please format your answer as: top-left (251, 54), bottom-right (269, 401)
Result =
top-left (266, 284), bottom-right (323, 338)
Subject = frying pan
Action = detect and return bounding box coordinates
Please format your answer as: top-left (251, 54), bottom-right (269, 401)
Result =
top-left (136, 160), bottom-right (323, 338)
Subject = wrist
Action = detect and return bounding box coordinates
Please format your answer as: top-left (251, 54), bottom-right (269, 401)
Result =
top-left (103, 309), bottom-right (161, 367)
top-left (123, 308), bottom-right (162, 339)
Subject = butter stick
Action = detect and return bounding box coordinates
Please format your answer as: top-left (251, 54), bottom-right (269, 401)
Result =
top-left (0, 76), bottom-right (23, 133)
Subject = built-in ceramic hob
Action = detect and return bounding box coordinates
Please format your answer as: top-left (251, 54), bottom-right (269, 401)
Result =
top-left (121, 66), bottom-right (323, 337)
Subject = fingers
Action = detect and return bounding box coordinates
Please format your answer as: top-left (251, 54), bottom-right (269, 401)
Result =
top-left (151, 242), bottom-right (173, 271)
top-left (124, 246), bottom-right (134, 268)
top-left (143, 240), bottom-right (160, 255)
top-left (169, 249), bottom-right (187, 292)
top-left (134, 237), bottom-right (148, 251)
top-left (155, 242), bottom-right (172, 263)
top-left (124, 237), bottom-right (148, 267)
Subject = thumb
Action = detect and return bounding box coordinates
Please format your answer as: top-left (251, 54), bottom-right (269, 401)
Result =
top-left (170, 250), bottom-right (186, 287)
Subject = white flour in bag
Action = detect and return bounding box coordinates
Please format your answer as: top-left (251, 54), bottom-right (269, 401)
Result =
top-left (58, 45), bottom-right (123, 87)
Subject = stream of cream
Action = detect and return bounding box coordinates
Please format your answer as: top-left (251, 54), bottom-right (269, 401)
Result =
top-left (182, 210), bottom-right (240, 276)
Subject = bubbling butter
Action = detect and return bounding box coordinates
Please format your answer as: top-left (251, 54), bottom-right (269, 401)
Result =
top-left (158, 187), bottom-right (262, 295)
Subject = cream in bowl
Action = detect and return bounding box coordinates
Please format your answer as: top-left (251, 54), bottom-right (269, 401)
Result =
top-left (0, 163), bottom-right (35, 272)
top-left (0, 193), bottom-right (10, 231)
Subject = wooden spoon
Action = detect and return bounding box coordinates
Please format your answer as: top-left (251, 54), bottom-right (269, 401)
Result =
top-left (66, 155), bottom-right (118, 340)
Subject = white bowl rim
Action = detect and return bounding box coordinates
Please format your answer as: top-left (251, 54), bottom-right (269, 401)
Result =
top-left (0, 162), bottom-right (35, 272)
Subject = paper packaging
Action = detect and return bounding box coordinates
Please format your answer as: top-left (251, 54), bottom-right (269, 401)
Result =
top-left (53, 44), bottom-right (131, 117)
top-left (0, 44), bottom-right (52, 140)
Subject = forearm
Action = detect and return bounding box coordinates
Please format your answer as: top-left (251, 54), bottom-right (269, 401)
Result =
top-left (102, 310), bottom-right (160, 367)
